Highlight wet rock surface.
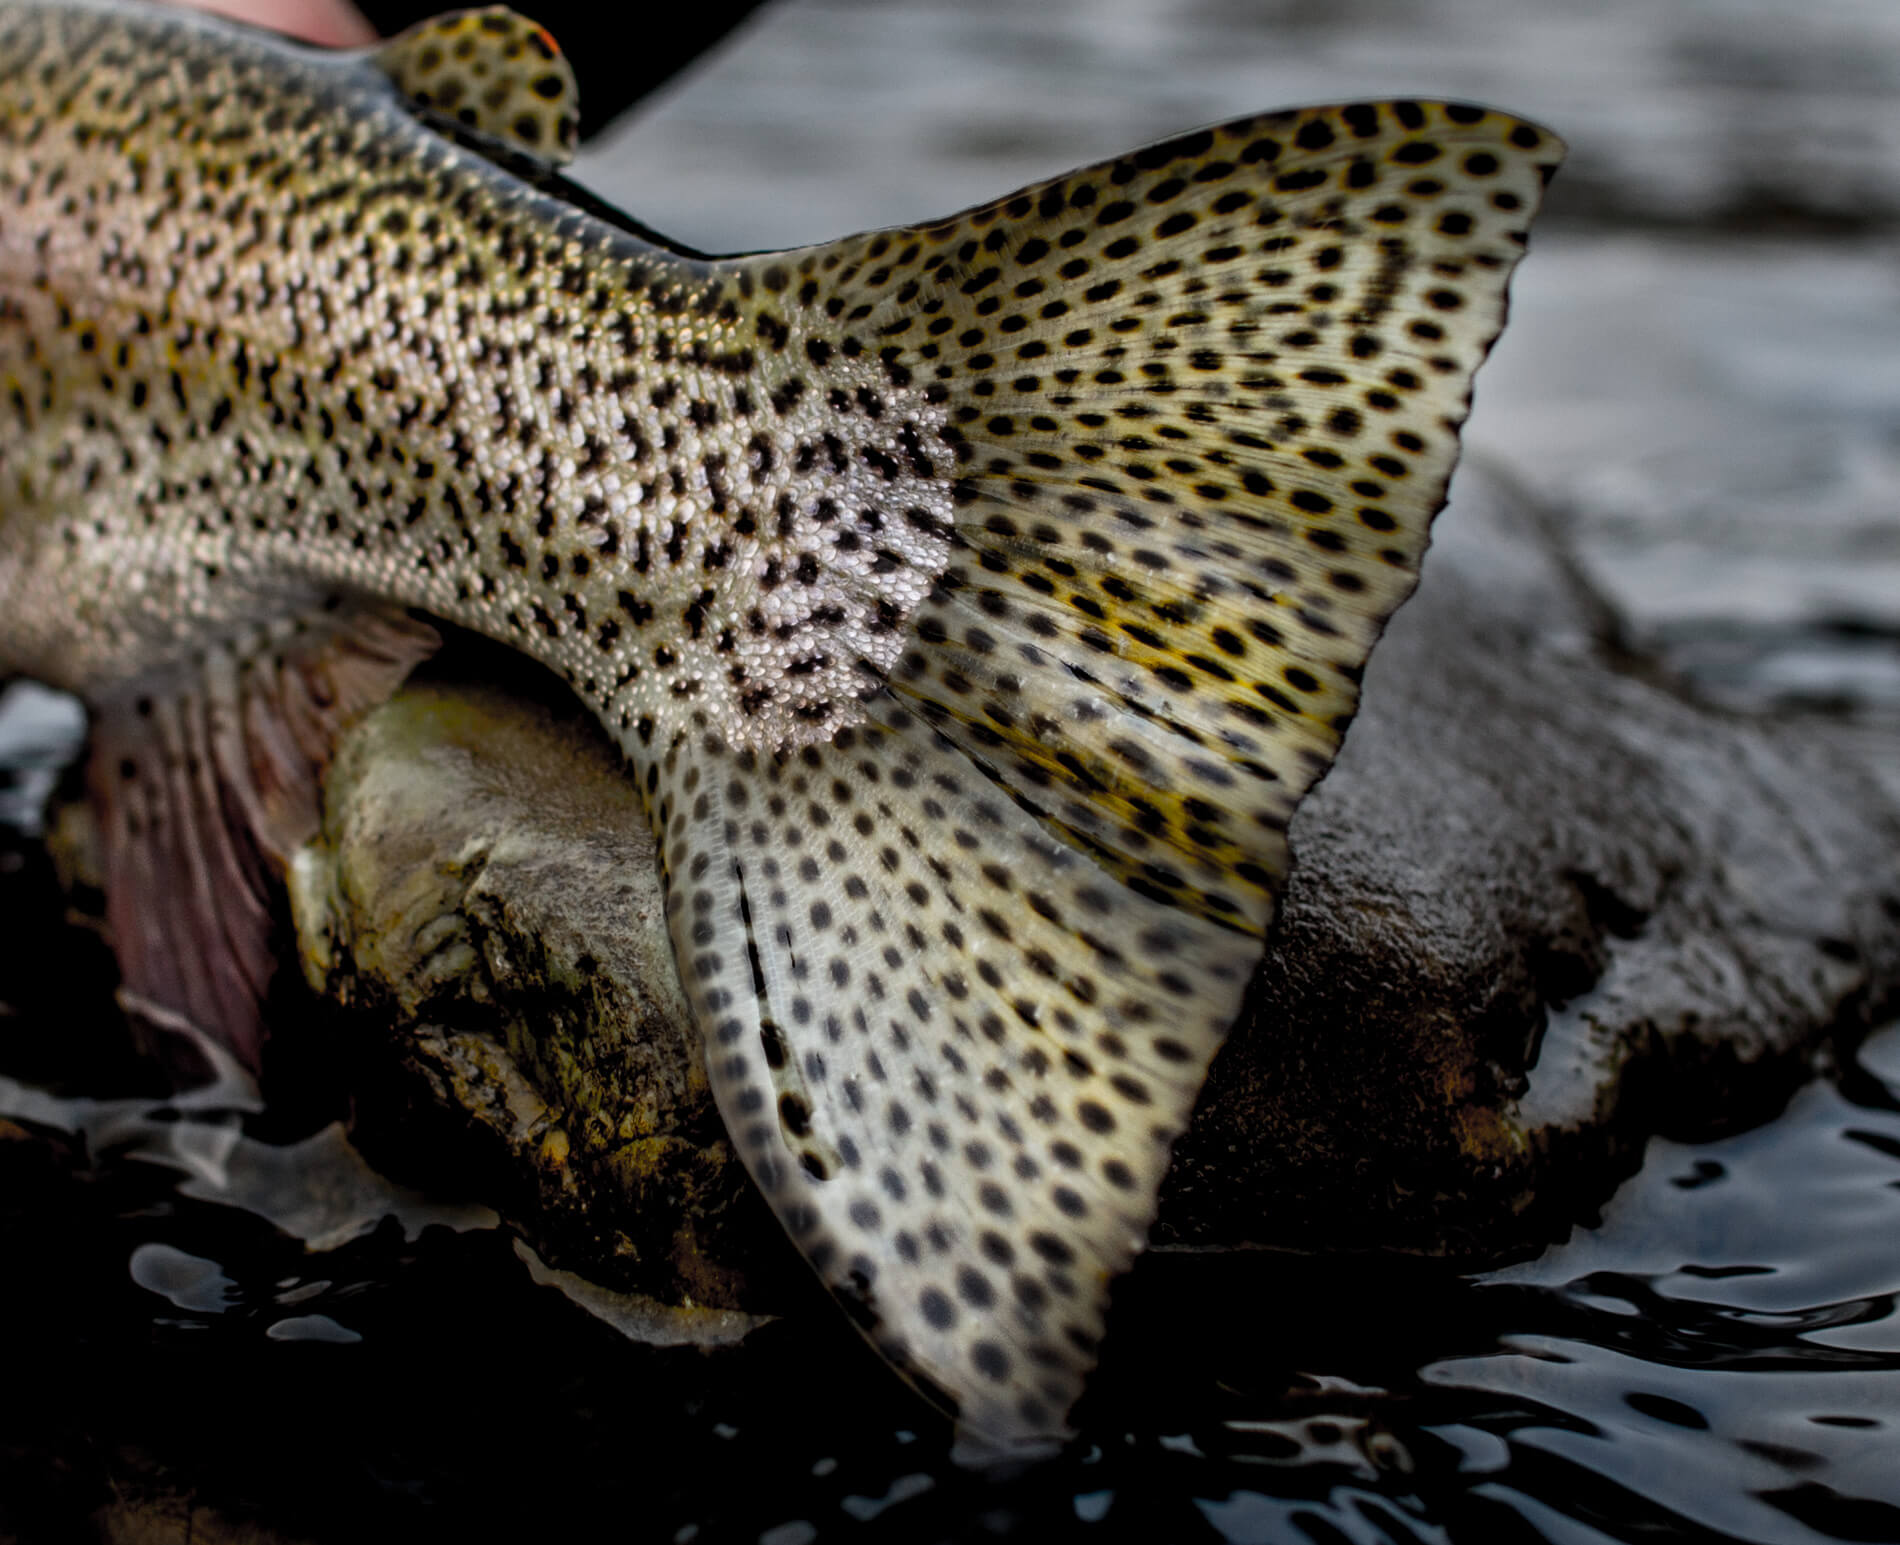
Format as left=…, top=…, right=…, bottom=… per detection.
left=6, top=0, right=1898, bottom=1308
left=284, top=464, right=1900, bottom=1287
left=1161, top=468, right=1900, bottom=1255
left=284, top=663, right=800, bottom=1308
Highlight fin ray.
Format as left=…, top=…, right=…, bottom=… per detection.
left=87, top=605, right=438, bottom=1072
left=655, top=696, right=1253, bottom=1438
left=726, top=99, right=1562, bottom=937
left=663, top=99, right=1561, bottom=1441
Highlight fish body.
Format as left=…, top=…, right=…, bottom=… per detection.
left=0, top=0, right=1562, bottom=1443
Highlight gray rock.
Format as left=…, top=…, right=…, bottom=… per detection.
left=285, top=463, right=1900, bottom=1299
left=1160, top=466, right=1900, bottom=1256
left=285, top=675, right=793, bottom=1308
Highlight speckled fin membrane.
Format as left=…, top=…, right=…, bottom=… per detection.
left=371, top=7, right=579, bottom=165
left=656, top=102, right=1563, bottom=1443
left=85, top=608, right=438, bottom=1073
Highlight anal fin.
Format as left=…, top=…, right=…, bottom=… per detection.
left=86, top=606, right=438, bottom=1074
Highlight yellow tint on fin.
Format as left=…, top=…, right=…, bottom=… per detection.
left=373, top=7, right=579, bottom=164
left=664, top=101, right=1565, bottom=1445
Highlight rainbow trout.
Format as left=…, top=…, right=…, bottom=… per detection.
left=0, top=0, right=1562, bottom=1442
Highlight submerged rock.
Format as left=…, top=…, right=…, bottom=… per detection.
left=281, top=462, right=1900, bottom=1302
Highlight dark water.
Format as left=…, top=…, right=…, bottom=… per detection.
left=3, top=988, right=1898, bottom=1541
left=3, top=682, right=1898, bottom=1543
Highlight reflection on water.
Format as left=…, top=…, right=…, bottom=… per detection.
left=1422, top=1058, right=1900, bottom=1545
left=7, top=671, right=1897, bottom=1542
left=2, top=964, right=1897, bottom=1540
left=0, top=681, right=84, bottom=835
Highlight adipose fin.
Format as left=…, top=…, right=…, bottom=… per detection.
left=371, top=6, right=580, bottom=166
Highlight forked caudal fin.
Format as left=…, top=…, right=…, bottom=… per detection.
left=652, top=102, right=1564, bottom=1441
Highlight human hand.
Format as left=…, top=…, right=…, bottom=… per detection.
left=165, top=0, right=377, bottom=47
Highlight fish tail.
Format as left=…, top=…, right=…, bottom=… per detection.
left=654, top=101, right=1563, bottom=1441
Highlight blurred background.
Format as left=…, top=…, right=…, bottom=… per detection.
left=572, top=0, right=1900, bottom=726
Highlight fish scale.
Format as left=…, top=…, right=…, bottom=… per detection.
left=0, top=0, right=1563, bottom=1444
left=0, top=4, right=946, bottom=748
